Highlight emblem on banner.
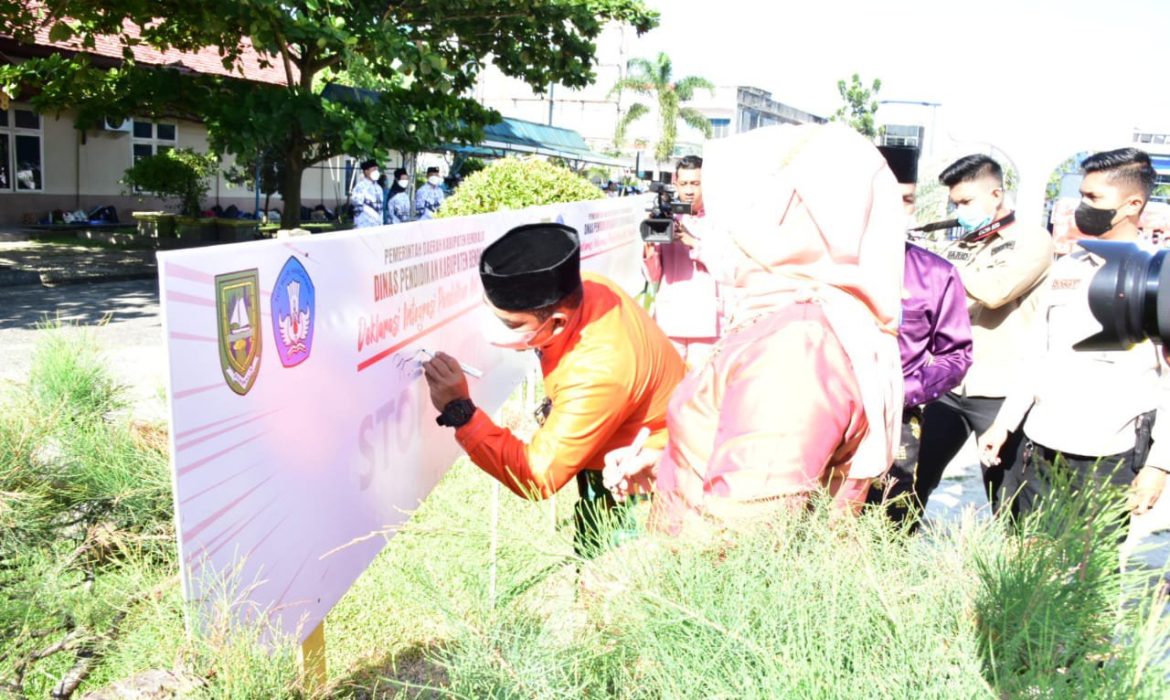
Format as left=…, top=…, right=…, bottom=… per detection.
left=271, top=256, right=315, bottom=368
left=215, top=269, right=262, bottom=395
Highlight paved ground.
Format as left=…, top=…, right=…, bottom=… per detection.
left=0, top=279, right=168, bottom=423
left=0, top=239, right=156, bottom=285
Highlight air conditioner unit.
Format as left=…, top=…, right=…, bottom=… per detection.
left=103, top=117, right=132, bottom=133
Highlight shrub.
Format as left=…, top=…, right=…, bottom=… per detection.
left=121, top=148, right=218, bottom=217
left=437, top=157, right=603, bottom=218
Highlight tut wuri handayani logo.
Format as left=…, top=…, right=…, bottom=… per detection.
left=271, top=256, right=315, bottom=368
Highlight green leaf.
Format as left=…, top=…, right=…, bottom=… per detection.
left=47, top=22, right=74, bottom=44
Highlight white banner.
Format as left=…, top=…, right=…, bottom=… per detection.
left=159, top=197, right=646, bottom=641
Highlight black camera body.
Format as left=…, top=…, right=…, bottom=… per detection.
left=1076, top=240, right=1170, bottom=350
left=639, top=182, right=692, bottom=244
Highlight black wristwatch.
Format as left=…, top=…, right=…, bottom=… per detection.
left=436, top=398, right=476, bottom=428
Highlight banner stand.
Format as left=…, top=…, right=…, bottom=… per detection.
left=158, top=197, right=646, bottom=660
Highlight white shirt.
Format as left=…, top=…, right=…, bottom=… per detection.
left=995, top=245, right=1170, bottom=467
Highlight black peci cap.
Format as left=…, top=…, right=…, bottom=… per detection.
left=480, top=223, right=582, bottom=311
left=877, top=145, right=920, bottom=185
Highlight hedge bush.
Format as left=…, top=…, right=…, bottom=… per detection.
left=437, top=157, right=603, bottom=218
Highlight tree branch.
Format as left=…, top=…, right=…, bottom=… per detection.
left=268, top=24, right=297, bottom=88
left=50, top=646, right=96, bottom=700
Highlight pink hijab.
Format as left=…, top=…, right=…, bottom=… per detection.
left=692, top=123, right=905, bottom=477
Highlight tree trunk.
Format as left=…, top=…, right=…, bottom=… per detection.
left=280, top=158, right=304, bottom=227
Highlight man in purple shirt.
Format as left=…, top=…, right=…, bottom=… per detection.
left=867, top=145, right=974, bottom=528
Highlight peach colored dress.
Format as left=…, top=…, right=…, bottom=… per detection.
left=650, top=123, right=906, bottom=534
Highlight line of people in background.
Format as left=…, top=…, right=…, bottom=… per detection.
left=420, top=122, right=1169, bottom=553
left=351, top=160, right=448, bottom=228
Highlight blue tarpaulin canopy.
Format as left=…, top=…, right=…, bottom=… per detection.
left=446, top=117, right=630, bottom=168
left=321, top=84, right=629, bottom=168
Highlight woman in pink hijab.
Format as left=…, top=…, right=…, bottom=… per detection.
left=605, top=123, right=906, bottom=536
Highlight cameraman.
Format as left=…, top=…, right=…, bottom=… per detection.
left=978, top=148, right=1170, bottom=518
left=642, top=155, right=722, bottom=367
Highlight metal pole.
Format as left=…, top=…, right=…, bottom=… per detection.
left=548, top=83, right=555, bottom=126
left=254, top=151, right=261, bottom=220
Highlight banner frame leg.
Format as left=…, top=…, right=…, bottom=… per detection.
left=300, top=620, right=327, bottom=689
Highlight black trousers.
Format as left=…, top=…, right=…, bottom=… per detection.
left=1011, top=442, right=1138, bottom=520
left=905, top=392, right=1025, bottom=527
left=866, top=406, right=923, bottom=523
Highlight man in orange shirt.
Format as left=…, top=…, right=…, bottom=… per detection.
left=423, top=223, right=686, bottom=553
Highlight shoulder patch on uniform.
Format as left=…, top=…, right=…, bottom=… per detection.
left=990, top=240, right=1016, bottom=255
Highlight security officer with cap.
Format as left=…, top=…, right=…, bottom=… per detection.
left=422, top=223, right=686, bottom=553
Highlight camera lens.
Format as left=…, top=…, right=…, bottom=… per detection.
left=1075, top=240, right=1170, bottom=350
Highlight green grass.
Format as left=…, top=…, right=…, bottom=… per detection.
left=0, top=324, right=302, bottom=699
left=4, top=327, right=1170, bottom=699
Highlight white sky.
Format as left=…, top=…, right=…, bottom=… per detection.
left=625, top=0, right=1170, bottom=154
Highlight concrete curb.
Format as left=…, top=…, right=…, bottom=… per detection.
left=0, top=266, right=157, bottom=289
left=0, top=268, right=43, bottom=287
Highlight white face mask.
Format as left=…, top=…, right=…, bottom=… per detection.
left=368, top=170, right=380, bottom=181
left=482, top=310, right=555, bottom=351
left=428, top=176, right=441, bottom=186
left=397, top=179, right=409, bottom=188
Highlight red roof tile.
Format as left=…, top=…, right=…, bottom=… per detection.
left=29, top=19, right=291, bottom=86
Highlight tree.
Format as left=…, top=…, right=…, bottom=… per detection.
left=831, top=73, right=882, bottom=139
left=1045, top=156, right=1080, bottom=203
left=0, top=1, right=658, bottom=225
left=610, top=52, right=714, bottom=163
left=121, top=148, right=218, bottom=216
left=223, top=150, right=284, bottom=219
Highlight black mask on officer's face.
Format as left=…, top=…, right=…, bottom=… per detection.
left=1074, top=202, right=1118, bottom=237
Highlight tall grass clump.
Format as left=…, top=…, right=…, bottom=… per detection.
left=388, top=485, right=1170, bottom=699
left=26, top=321, right=123, bottom=420
left=970, top=467, right=1170, bottom=697
left=1, top=326, right=301, bottom=698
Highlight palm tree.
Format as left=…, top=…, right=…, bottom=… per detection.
left=610, top=52, right=715, bottom=164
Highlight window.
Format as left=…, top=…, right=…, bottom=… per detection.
left=132, top=120, right=178, bottom=162
left=0, top=106, right=43, bottom=191
left=710, top=118, right=731, bottom=139
left=882, top=124, right=922, bottom=148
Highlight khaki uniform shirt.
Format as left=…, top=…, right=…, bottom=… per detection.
left=995, top=247, right=1170, bottom=468
left=936, top=217, right=1053, bottom=398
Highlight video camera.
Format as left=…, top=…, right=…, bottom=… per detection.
left=639, top=182, right=692, bottom=244
left=1075, top=240, right=1170, bottom=350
